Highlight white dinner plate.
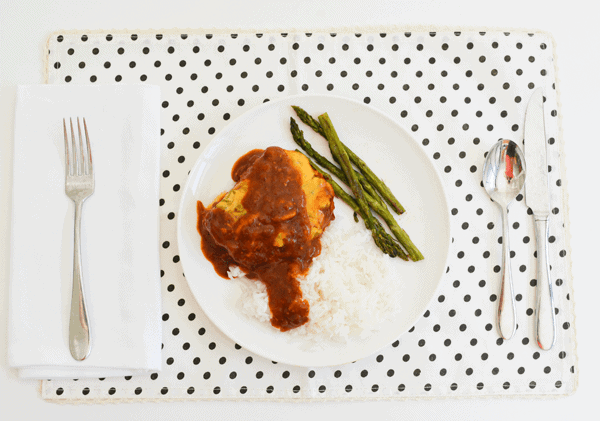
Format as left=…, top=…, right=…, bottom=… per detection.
left=177, top=94, right=451, bottom=367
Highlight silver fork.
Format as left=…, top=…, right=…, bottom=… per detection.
left=63, top=117, right=94, bottom=361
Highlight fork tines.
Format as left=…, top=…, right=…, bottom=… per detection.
left=63, top=117, right=93, bottom=177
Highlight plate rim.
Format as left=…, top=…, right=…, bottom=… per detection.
left=176, top=93, right=452, bottom=367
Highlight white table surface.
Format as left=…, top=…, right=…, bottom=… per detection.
left=1, top=0, right=597, bottom=419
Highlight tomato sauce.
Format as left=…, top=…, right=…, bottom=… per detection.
left=196, top=147, right=334, bottom=331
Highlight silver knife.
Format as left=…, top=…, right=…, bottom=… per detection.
left=524, top=88, right=556, bottom=350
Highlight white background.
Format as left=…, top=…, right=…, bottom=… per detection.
left=1, top=0, right=598, bottom=419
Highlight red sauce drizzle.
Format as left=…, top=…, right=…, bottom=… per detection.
left=196, top=147, right=334, bottom=331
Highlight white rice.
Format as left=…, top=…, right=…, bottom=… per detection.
left=228, top=200, right=401, bottom=344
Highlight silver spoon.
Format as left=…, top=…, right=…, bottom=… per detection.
left=482, top=139, right=526, bottom=340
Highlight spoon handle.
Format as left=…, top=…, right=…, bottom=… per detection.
left=498, top=206, right=517, bottom=340
left=534, top=217, right=556, bottom=350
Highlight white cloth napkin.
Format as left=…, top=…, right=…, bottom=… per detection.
left=8, top=84, right=162, bottom=379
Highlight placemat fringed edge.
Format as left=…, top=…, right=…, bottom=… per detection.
left=45, top=24, right=555, bottom=83
left=40, top=24, right=580, bottom=402
left=42, top=390, right=573, bottom=405
left=546, top=29, right=580, bottom=396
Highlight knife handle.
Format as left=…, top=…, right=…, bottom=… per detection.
left=534, top=217, right=556, bottom=350
left=498, top=206, right=517, bottom=340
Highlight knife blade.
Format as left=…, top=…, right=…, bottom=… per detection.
left=524, top=88, right=556, bottom=350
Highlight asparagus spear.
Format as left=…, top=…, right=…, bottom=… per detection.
left=318, top=113, right=374, bottom=230
left=367, top=189, right=424, bottom=261
left=290, top=117, right=384, bottom=207
left=303, top=152, right=407, bottom=260
left=317, top=112, right=408, bottom=259
left=292, top=105, right=326, bottom=137
left=291, top=117, right=423, bottom=261
left=292, top=105, right=405, bottom=214
left=346, top=144, right=406, bottom=214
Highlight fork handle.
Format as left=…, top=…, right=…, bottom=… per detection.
left=69, top=200, right=91, bottom=361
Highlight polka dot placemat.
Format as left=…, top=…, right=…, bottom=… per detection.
left=41, top=28, right=577, bottom=401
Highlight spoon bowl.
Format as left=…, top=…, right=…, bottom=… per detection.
left=483, top=139, right=526, bottom=206
left=482, top=139, right=526, bottom=340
